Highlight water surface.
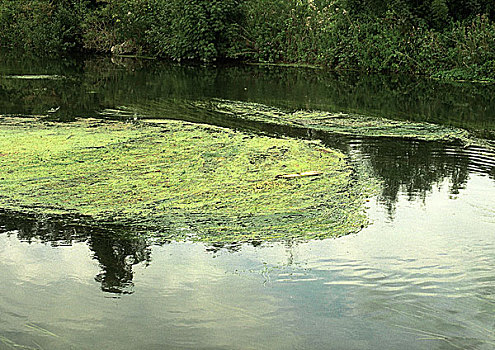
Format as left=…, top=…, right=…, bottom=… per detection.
left=0, top=53, right=494, bottom=350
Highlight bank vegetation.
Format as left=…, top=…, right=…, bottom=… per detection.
left=1, top=0, right=494, bottom=80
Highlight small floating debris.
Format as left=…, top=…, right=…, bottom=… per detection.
left=98, top=106, right=141, bottom=120
left=276, top=171, right=322, bottom=179
left=48, top=106, right=60, bottom=113
left=3, top=74, right=65, bottom=80
left=25, top=322, right=60, bottom=338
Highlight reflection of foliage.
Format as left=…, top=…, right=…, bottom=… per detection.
left=0, top=210, right=151, bottom=294
left=357, top=139, right=473, bottom=216
left=90, top=233, right=150, bottom=294
left=1, top=54, right=494, bottom=138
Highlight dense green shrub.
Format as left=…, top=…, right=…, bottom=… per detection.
left=434, top=15, right=495, bottom=79
left=0, top=0, right=87, bottom=54
left=81, top=0, right=168, bottom=54
left=80, top=1, right=118, bottom=52
left=242, top=0, right=313, bottom=62
left=164, top=0, right=243, bottom=61
left=81, top=0, right=243, bottom=62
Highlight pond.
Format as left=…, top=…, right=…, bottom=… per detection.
left=0, top=53, right=494, bottom=350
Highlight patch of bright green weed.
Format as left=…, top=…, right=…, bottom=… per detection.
left=0, top=117, right=376, bottom=243
left=196, top=99, right=484, bottom=145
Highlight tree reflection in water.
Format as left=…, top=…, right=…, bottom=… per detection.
left=360, top=140, right=494, bottom=217
left=0, top=212, right=151, bottom=294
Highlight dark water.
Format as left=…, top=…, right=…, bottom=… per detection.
left=0, top=53, right=494, bottom=349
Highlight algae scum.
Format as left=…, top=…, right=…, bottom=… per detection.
left=0, top=117, right=375, bottom=243
left=195, top=99, right=486, bottom=145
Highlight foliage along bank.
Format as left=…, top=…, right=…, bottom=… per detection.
left=0, top=0, right=494, bottom=80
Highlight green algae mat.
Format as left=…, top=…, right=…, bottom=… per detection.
left=195, top=99, right=482, bottom=145
left=0, top=117, right=375, bottom=243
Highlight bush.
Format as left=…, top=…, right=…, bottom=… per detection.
left=0, top=0, right=88, bottom=54
left=164, top=0, right=243, bottom=62
left=81, top=0, right=242, bottom=62
left=445, top=15, right=495, bottom=75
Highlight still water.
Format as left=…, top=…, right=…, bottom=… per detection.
left=0, top=53, right=494, bottom=349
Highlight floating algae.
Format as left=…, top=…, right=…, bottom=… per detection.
left=195, top=99, right=484, bottom=145
left=0, top=118, right=376, bottom=243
